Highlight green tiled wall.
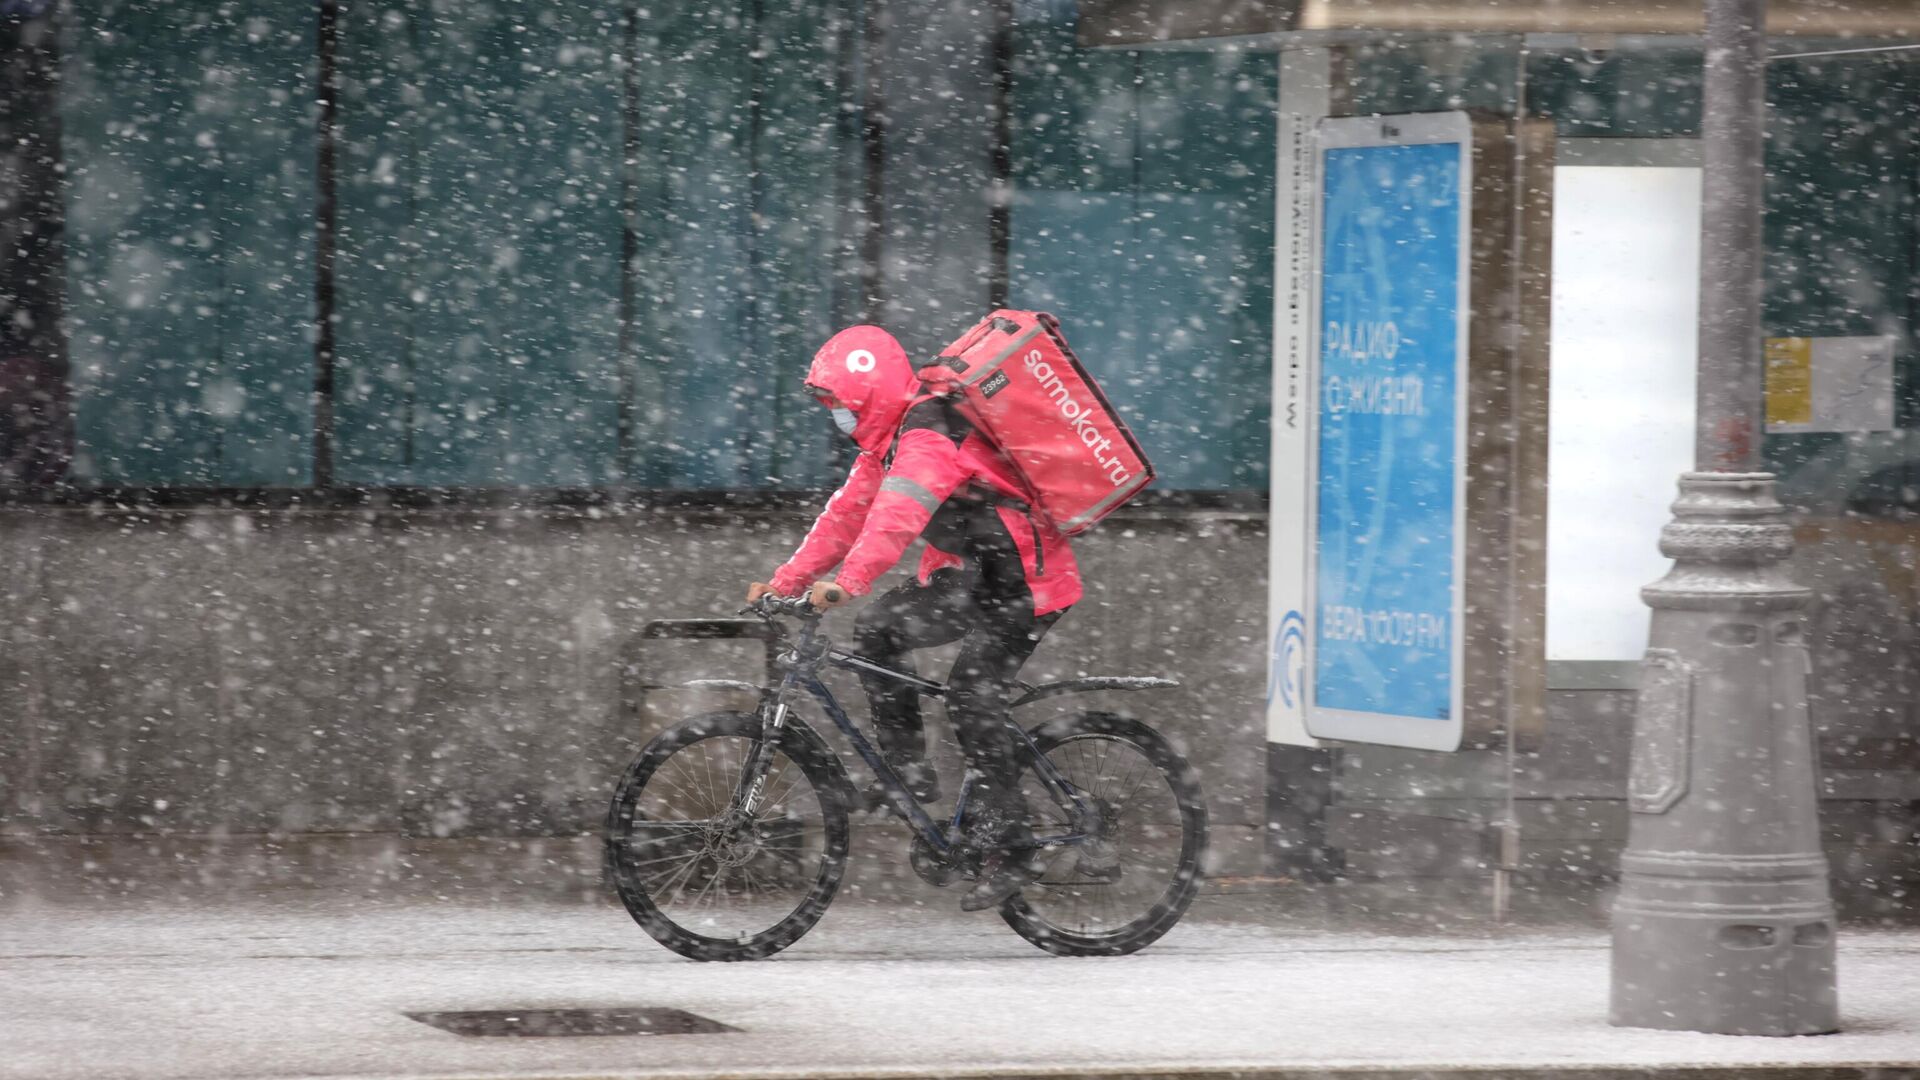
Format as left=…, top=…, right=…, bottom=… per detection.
left=1010, top=0, right=1277, bottom=490
left=332, top=0, right=626, bottom=487
left=52, top=5, right=1917, bottom=492
left=61, top=1, right=316, bottom=485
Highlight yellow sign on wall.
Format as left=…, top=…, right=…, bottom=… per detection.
left=1765, top=334, right=1895, bottom=433
left=1764, top=337, right=1812, bottom=427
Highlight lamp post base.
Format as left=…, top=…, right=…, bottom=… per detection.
left=1612, top=887, right=1836, bottom=1035
left=1608, top=472, right=1838, bottom=1036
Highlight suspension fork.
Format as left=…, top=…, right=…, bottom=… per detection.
left=731, top=624, right=810, bottom=816
left=735, top=691, right=792, bottom=817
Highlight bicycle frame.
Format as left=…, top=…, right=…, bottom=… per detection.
left=741, top=614, right=1093, bottom=856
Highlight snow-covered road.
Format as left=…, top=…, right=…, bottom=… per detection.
left=3, top=894, right=1918, bottom=1080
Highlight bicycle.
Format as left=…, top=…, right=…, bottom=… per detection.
left=605, top=593, right=1208, bottom=961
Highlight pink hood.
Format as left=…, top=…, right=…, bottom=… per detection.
left=805, top=326, right=919, bottom=455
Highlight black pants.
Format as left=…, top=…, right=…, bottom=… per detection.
left=853, top=567, right=1061, bottom=844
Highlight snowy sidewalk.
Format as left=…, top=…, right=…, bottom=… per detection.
left=3, top=894, right=1919, bottom=1080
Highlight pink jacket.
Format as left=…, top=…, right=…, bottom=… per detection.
left=769, top=326, right=1081, bottom=616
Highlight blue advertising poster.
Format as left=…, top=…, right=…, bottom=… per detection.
left=1313, top=139, right=1464, bottom=724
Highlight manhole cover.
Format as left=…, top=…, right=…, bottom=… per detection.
left=406, top=1008, right=737, bottom=1038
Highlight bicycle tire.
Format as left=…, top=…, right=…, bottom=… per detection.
left=999, top=710, right=1207, bottom=957
left=605, top=710, right=853, bottom=961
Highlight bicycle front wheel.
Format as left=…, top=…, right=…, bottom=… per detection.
left=605, top=711, right=852, bottom=961
left=1001, top=711, right=1207, bottom=956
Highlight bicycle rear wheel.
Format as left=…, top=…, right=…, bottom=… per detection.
left=605, top=711, right=852, bottom=961
left=1000, top=711, right=1207, bottom=956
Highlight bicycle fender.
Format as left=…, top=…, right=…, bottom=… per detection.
left=1008, top=676, right=1178, bottom=709
left=676, top=679, right=767, bottom=695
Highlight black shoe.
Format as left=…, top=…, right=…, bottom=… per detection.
left=961, top=845, right=1044, bottom=912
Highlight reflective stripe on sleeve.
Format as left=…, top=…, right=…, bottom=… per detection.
left=879, top=475, right=941, bottom=514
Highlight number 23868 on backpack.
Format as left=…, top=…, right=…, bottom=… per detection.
left=918, top=310, right=1155, bottom=536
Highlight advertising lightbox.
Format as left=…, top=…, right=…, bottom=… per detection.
left=1306, top=112, right=1472, bottom=751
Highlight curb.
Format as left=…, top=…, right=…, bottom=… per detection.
left=276, top=1064, right=1920, bottom=1080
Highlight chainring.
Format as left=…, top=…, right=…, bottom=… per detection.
left=908, top=833, right=965, bottom=887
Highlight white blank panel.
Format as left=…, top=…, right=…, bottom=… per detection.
left=1547, top=165, right=1702, bottom=662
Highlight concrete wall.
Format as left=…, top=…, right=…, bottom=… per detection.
left=1327, top=673, right=1920, bottom=920
left=0, top=505, right=1272, bottom=888
left=6, top=503, right=1915, bottom=913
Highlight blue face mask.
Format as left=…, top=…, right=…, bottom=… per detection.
left=831, top=406, right=858, bottom=438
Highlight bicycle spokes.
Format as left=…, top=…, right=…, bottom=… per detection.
left=1018, top=733, right=1188, bottom=935
left=616, top=734, right=827, bottom=927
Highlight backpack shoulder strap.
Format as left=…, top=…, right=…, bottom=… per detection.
left=885, top=393, right=972, bottom=470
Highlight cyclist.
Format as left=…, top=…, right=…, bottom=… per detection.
left=747, top=324, right=1080, bottom=912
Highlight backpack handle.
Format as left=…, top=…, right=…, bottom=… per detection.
left=929, top=312, right=1029, bottom=373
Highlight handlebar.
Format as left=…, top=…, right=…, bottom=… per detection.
left=740, top=594, right=824, bottom=620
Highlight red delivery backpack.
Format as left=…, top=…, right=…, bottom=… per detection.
left=918, top=310, right=1154, bottom=535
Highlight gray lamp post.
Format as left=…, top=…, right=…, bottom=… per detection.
left=1608, top=0, right=1839, bottom=1035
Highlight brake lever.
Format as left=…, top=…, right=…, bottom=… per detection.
left=739, top=595, right=821, bottom=619
left=739, top=599, right=781, bottom=620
